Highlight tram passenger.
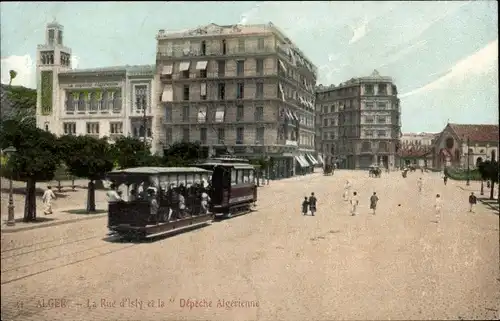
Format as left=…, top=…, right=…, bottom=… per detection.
left=106, top=183, right=122, bottom=203
left=148, top=188, right=159, bottom=223
left=201, top=187, right=211, bottom=214
left=178, top=192, right=187, bottom=218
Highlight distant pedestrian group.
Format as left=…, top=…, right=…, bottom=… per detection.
left=302, top=193, right=317, bottom=216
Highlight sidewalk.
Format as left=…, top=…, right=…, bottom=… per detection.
left=1, top=202, right=108, bottom=233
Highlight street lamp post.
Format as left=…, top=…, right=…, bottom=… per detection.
left=466, top=137, right=470, bottom=186
left=3, top=146, right=17, bottom=226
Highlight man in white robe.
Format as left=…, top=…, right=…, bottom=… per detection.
left=42, top=185, right=56, bottom=215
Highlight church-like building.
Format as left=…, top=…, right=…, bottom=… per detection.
left=35, top=21, right=161, bottom=153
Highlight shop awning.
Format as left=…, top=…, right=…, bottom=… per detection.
left=179, top=61, right=191, bottom=72
left=161, top=64, right=173, bottom=75
left=161, top=85, right=173, bottom=102
left=299, top=155, right=310, bottom=167
left=295, top=156, right=307, bottom=168
left=279, top=59, right=287, bottom=72
left=196, top=61, right=208, bottom=70
left=307, top=154, right=319, bottom=165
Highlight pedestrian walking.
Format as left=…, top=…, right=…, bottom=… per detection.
left=309, top=193, right=317, bottom=216
left=434, top=194, right=442, bottom=223
left=302, top=197, right=309, bottom=215
left=343, top=180, right=351, bottom=201
left=42, top=185, right=56, bottom=215
left=443, top=175, right=448, bottom=185
left=417, top=177, right=423, bottom=192
left=370, top=192, right=379, bottom=215
left=468, top=192, right=477, bottom=212
left=350, top=191, right=359, bottom=216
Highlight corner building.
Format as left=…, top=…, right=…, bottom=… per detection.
left=35, top=21, right=158, bottom=153
left=155, top=23, right=319, bottom=178
left=316, top=70, right=401, bottom=169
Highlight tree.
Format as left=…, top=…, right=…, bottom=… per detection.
left=59, top=135, right=114, bottom=212
left=111, top=136, right=153, bottom=169
left=0, top=84, right=36, bottom=127
left=478, top=160, right=499, bottom=200
left=163, top=141, right=207, bottom=166
left=0, top=120, right=60, bottom=221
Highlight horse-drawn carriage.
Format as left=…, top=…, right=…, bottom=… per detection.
left=369, top=165, right=381, bottom=178
left=323, top=164, right=334, bottom=176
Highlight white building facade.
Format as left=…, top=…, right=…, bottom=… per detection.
left=35, top=21, right=161, bottom=154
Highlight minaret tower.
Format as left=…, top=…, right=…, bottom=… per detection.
left=36, top=19, right=72, bottom=135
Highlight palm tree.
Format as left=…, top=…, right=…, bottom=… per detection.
left=8, top=70, right=17, bottom=85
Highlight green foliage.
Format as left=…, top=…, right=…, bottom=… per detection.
left=163, top=141, right=206, bottom=166
left=59, top=135, right=114, bottom=180
left=1, top=84, right=36, bottom=126
left=111, top=136, right=152, bottom=169
left=0, top=119, right=60, bottom=182
left=445, top=168, right=482, bottom=181
left=41, top=70, right=53, bottom=115
left=477, top=160, right=499, bottom=183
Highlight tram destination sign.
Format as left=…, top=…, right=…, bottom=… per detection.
left=60, top=82, right=121, bottom=89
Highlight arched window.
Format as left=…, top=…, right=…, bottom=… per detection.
left=454, top=149, right=460, bottom=162
left=89, top=92, right=97, bottom=112
left=445, top=137, right=454, bottom=149
left=78, top=92, right=85, bottom=111
left=113, top=91, right=122, bottom=112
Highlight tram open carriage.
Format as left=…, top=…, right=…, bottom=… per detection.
left=193, top=161, right=257, bottom=218
left=106, top=167, right=214, bottom=239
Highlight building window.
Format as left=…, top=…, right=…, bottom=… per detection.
left=200, top=68, right=207, bottom=79
left=377, top=116, right=386, bottom=123
left=197, top=106, right=207, bottom=123
left=236, top=83, right=244, bottom=99
left=221, top=39, right=227, bottom=55
left=256, top=127, right=264, bottom=144
left=378, top=84, right=387, bottom=95
left=365, top=85, right=374, bottom=95
left=362, top=141, right=371, bottom=152
left=110, top=122, right=123, bottom=134
left=365, top=102, right=374, bottom=109
left=183, top=85, right=190, bottom=101
left=365, top=116, right=374, bottom=123
left=182, top=68, right=190, bottom=79
left=379, top=141, right=388, bottom=152
left=377, top=102, right=387, bottom=109
left=217, top=128, right=225, bottom=144
left=215, top=107, right=225, bottom=123
left=48, top=29, right=55, bottom=44
left=236, top=104, right=244, bottom=121
left=378, top=130, right=386, bottom=137
left=183, top=105, right=189, bottom=122
left=236, top=127, right=244, bottom=144
left=218, top=60, right=225, bottom=77
left=200, top=128, right=207, bottom=144
left=200, top=83, right=207, bottom=100
left=256, top=59, right=263, bottom=75
left=330, top=132, right=335, bottom=139
left=237, top=60, right=245, bottom=77
left=113, top=91, right=122, bottom=113
left=365, top=130, right=373, bottom=137
left=218, top=83, right=225, bottom=100
left=255, top=106, right=263, bottom=121
left=201, top=40, right=206, bottom=56
left=63, top=122, right=76, bottom=135
left=257, top=38, right=265, bottom=50
left=256, top=82, right=263, bottom=99
left=238, top=38, right=245, bottom=52
left=135, top=85, right=147, bottom=112
left=182, top=128, right=190, bottom=142
left=165, top=127, right=172, bottom=144
left=323, top=118, right=328, bottom=126
left=86, top=122, right=99, bottom=135
left=165, top=106, right=172, bottom=122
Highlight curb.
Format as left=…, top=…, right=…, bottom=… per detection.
left=1, top=213, right=107, bottom=233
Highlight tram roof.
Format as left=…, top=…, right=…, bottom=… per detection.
left=108, top=167, right=212, bottom=175
left=194, top=162, right=256, bottom=170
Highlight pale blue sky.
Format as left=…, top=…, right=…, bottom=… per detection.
left=1, top=1, right=498, bottom=132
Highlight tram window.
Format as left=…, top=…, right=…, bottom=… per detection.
left=186, top=174, right=194, bottom=186
left=242, top=170, right=249, bottom=183
left=237, top=170, right=244, bottom=184
left=249, top=170, right=254, bottom=183
left=231, top=170, right=237, bottom=185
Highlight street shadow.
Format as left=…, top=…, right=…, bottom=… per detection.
left=64, top=209, right=107, bottom=215
left=478, top=198, right=499, bottom=215
left=5, top=216, right=57, bottom=224
left=0, top=187, right=69, bottom=199
left=102, top=223, right=210, bottom=244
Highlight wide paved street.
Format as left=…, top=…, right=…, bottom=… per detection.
left=1, top=170, right=499, bottom=321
